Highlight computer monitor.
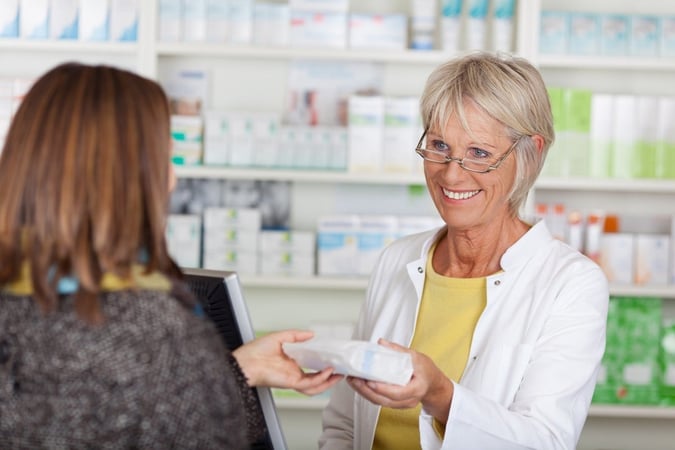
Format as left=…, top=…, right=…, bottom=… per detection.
left=181, top=268, right=288, bottom=450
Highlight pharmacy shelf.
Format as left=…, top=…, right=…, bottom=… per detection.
left=156, top=42, right=457, bottom=65
left=174, top=165, right=425, bottom=185
left=275, top=396, right=675, bottom=419
left=535, top=177, right=675, bottom=194
left=237, top=275, right=675, bottom=298
left=0, top=38, right=138, bottom=54
left=538, top=55, right=675, bottom=72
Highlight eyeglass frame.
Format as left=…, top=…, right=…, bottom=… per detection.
left=415, top=128, right=521, bottom=174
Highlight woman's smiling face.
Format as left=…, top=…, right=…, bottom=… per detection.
left=422, top=99, right=517, bottom=233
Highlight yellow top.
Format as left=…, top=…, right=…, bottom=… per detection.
left=372, top=249, right=487, bottom=450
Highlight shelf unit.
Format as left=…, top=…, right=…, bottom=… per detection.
left=3, top=0, right=675, bottom=448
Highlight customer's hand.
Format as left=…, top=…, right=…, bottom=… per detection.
left=233, top=330, right=343, bottom=395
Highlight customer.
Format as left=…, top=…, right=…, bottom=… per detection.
left=320, top=52, right=609, bottom=450
left=0, top=62, right=341, bottom=449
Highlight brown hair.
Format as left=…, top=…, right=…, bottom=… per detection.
left=420, top=51, right=555, bottom=216
left=0, top=63, right=184, bottom=323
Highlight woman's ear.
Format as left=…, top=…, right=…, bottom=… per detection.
left=168, top=161, right=176, bottom=193
left=531, top=134, right=545, bottom=154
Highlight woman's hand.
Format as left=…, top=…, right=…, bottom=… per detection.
left=346, top=339, right=454, bottom=424
left=232, top=330, right=343, bottom=395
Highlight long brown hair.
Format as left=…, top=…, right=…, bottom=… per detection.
left=0, top=63, right=184, bottom=323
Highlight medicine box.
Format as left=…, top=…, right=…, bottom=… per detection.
left=317, top=215, right=359, bottom=276
left=0, top=0, right=19, bottom=37
left=634, top=234, right=670, bottom=285
left=539, top=10, right=569, bottom=55
left=110, top=0, right=138, bottom=41
left=259, top=251, right=315, bottom=276
left=203, top=228, right=259, bottom=252
left=20, top=0, right=48, bottom=39
left=599, top=233, right=634, bottom=284
left=289, top=11, right=347, bottom=48
left=259, top=230, right=316, bottom=254
left=158, top=0, right=182, bottom=41
left=600, top=14, right=629, bottom=56
left=347, top=95, right=384, bottom=173
left=568, top=12, right=600, bottom=55
left=348, top=13, right=407, bottom=51
left=203, top=249, right=257, bottom=274
left=166, top=214, right=202, bottom=268
left=170, top=115, right=203, bottom=165
left=203, top=207, right=262, bottom=231
left=49, top=0, right=79, bottom=39
left=630, top=15, right=660, bottom=57
left=79, top=0, right=109, bottom=41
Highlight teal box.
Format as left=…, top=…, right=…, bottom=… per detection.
left=630, top=15, right=660, bottom=57
left=568, top=12, right=600, bottom=55
left=601, top=14, right=629, bottom=56
left=539, top=11, right=569, bottom=55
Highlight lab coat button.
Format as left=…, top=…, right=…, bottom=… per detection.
left=418, top=267, right=423, bottom=273
left=494, top=280, right=501, bottom=286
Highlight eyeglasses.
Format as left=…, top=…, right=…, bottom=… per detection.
left=415, top=129, right=520, bottom=174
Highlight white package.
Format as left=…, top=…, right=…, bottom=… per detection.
left=282, top=338, right=413, bottom=386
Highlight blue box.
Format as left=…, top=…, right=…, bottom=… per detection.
left=539, top=10, right=569, bottom=55
left=568, top=12, right=600, bottom=55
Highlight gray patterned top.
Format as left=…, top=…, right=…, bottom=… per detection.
left=0, top=288, right=263, bottom=449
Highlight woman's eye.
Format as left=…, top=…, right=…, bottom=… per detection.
left=431, top=140, right=449, bottom=152
left=467, top=147, right=492, bottom=160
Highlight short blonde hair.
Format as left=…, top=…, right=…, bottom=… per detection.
left=420, top=52, right=555, bottom=216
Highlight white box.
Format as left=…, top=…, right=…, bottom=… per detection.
left=328, top=127, right=348, bottom=170
left=347, top=95, right=384, bottom=173
left=203, top=110, right=230, bottom=165
left=49, top=0, right=78, bottom=39
left=356, top=215, right=398, bottom=276
left=465, top=0, right=488, bottom=50
left=203, top=249, right=257, bottom=274
left=440, top=0, right=461, bottom=52
left=79, top=0, right=109, bottom=41
left=228, top=0, right=253, bottom=44
left=539, top=10, right=569, bottom=55
left=492, top=0, right=516, bottom=52
left=289, top=0, right=348, bottom=13
left=110, top=0, right=137, bottom=41
left=599, top=233, right=634, bottom=284
left=170, top=115, right=203, bottom=165
left=205, top=0, right=229, bottom=42
left=251, top=113, right=281, bottom=168
left=259, top=251, right=315, bottom=276
left=568, top=12, right=600, bottom=55
left=203, top=207, right=262, bottom=230
left=158, top=0, right=181, bottom=41
left=382, top=96, right=420, bottom=173
left=203, top=228, right=259, bottom=252
left=20, top=0, right=49, bottom=39
left=397, top=215, right=442, bottom=238
left=600, top=14, right=629, bottom=56
left=630, top=15, right=660, bottom=57
left=259, top=230, right=316, bottom=254
left=289, top=11, right=347, bottom=48
left=183, top=0, right=207, bottom=41
left=166, top=214, right=202, bottom=268
left=661, top=17, right=675, bottom=58
left=317, top=215, right=360, bottom=276
left=227, top=114, right=254, bottom=167
left=0, top=0, right=19, bottom=37
left=348, top=13, right=407, bottom=51
left=635, top=234, right=670, bottom=285
left=253, top=2, right=289, bottom=47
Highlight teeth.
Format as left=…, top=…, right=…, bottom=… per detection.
left=442, top=189, right=480, bottom=200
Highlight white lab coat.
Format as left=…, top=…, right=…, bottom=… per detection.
left=319, top=220, right=609, bottom=450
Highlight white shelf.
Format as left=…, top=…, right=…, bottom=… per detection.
left=0, top=38, right=138, bottom=53
left=538, top=55, right=675, bottom=72
left=535, top=177, right=675, bottom=194
left=274, top=396, right=675, bottom=419
left=157, top=43, right=458, bottom=64
left=174, top=165, right=425, bottom=185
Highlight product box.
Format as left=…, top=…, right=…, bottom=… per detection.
left=166, top=214, right=202, bottom=268
left=465, top=0, right=488, bottom=50
left=202, top=110, right=230, bottom=165
left=492, top=0, right=516, bottom=52
left=204, top=0, right=229, bottom=42
left=228, top=0, right=254, bottom=44
left=348, top=13, right=407, bottom=51
left=20, top=0, right=49, bottom=39
left=253, top=2, right=290, bottom=47
left=600, top=14, right=629, bottom=56
left=410, top=0, right=436, bottom=50
left=203, top=228, right=259, bottom=252
left=656, top=98, right=675, bottom=180
left=202, top=249, right=257, bottom=274
left=635, top=95, right=660, bottom=178
left=79, top=0, right=109, bottom=41
left=630, top=15, right=660, bottom=57
left=259, top=251, right=315, bottom=276
left=568, top=12, right=600, bottom=55
left=661, top=16, right=675, bottom=58
left=382, top=96, right=421, bottom=173
left=328, top=126, right=348, bottom=171
left=183, top=0, right=207, bottom=41
left=440, top=0, right=462, bottom=52
left=251, top=113, right=281, bottom=168
left=307, top=126, right=332, bottom=169
left=539, top=10, right=569, bottom=55
left=634, top=234, right=670, bottom=285
left=397, top=215, right=442, bottom=238
left=170, top=115, right=203, bottom=165
left=589, top=93, right=614, bottom=178
left=289, top=11, right=347, bottom=48
left=288, top=0, right=348, bottom=13
left=203, top=207, right=262, bottom=231
left=110, top=0, right=138, bottom=41
left=599, top=233, right=634, bottom=284
left=259, top=230, right=316, bottom=254
left=610, top=95, right=638, bottom=179
left=347, top=95, right=384, bottom=173
left=0, top=0, right=19, bottom=38
left=356, top=215, right=398, bottom=276
left=158, top=0, right=182, bottom=41
left=49, top=0, right=79, bottom=39
left=317, top=215, right=360, bottom=276
left=227, top=114, right=254, bottom=167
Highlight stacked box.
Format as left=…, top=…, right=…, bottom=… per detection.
left=171, top=115, right=203, bottom=165
left=202, top=207, right=261, bottom=274
left=356, top=215, right=398, bottom=276
left=258, top=230, right=316, bottom=276
left=166, top=214, right=202, bottom=269
left=317, top=215, right=359, bottom=276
